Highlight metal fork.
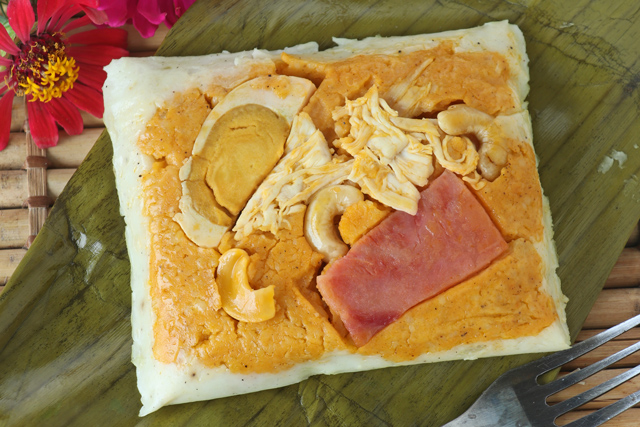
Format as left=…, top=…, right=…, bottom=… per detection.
left=443, top=313, right=640, bottom=427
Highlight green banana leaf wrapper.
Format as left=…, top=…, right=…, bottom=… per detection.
left=1, top=0, right=639, bottom=425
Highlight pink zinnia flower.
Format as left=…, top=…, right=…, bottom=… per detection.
left=0, top=0, right=129, bottom=150
left=76, top=0, right=196, bottom=38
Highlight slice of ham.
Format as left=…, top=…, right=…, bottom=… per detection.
left=316, top=171, right=508, bottom=346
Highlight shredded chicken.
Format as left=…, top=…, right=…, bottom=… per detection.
left=233, top=113, right=352, bottom=239
left=236, top=84, right=499, bottom=239
left=333, top=85, right=434, bottom=215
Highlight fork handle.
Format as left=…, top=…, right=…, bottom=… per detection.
left=440, top=383, right=532, bottom=427
left=442, top=414, right=531, bottom=427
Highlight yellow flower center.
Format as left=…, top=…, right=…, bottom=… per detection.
left=9, top=32, right=79, bottom=103
left=21, top=56, right=79, bottom=103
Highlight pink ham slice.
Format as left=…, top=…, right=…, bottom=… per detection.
left=317, top=171, right=508, bottom=346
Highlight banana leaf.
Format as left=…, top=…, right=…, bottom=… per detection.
left=1, top=0, right=639, bottom=425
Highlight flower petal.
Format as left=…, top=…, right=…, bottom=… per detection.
left=27, top=100, right=59, bottom=148
left=0, top=21, right=19, bottom=55
left=0, top=57, right=13, bottom=67
left=7, top=0, right=35, bottom=43
left=138, top=0, right=167, bottom=26
left=132, top=11, right=160, bottom=39
left=67, top=28, right=128, bottom=49
left=78, top=7, right=109, bottom=26
left=63, top=82, right=103, bottom=118
left=44, top=96, right=84, bottom=135
left=37, top=0, right=66, bottom=34
left=73, top=0, right=100, bottom=7
left=94, top=1, right=131, bottom=28
left=75, top=63, right=107, bottom=91
left=0, top=91, right=15, bottom=151
left=50, top=4, right=83, bottom=33
left=67, top=45, right=129, bottom=66
left=161, top=0, right=179, bottom=27
left=61, top=15, right=93, bottom=33
left=174, top=0, right=197, bottom=15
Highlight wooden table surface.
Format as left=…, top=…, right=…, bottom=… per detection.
left=0, top=22, right=639, bottom=427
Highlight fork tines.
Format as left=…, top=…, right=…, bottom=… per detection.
left=521, top=313, right=640, bottom=426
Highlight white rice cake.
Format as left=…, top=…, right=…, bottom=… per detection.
left=104, top=20, right=569, bottom=416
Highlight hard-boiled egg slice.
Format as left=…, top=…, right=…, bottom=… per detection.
left=175, top=75, right=316, bottom=247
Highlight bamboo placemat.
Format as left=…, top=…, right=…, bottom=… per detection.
left=0, top=24, right=167, bottom=291
left=556, top=226, right=640, bottom=425
left=0, top=20, right=639, bottom=425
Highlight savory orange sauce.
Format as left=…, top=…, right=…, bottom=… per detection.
left=339, top=199, right=391, bottom=246
left=476, top=138, right=544, bottom=242
left=207, top=213, right=347, bottom=372
left=280, top=43, right=516, bottom=142
left=138, top=89, right=211, bottom=167
left=139, top=42, right=556, bottom=373
left=358, top=239, right=556, bottom=359
left=142, top=162, right=222, bottom=363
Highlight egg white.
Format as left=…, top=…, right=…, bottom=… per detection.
left=175, top=75, right=317, bottom=247
left=104, top=21, right=569, bottom=417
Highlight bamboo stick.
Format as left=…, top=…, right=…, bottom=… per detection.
left=3, top=128, right=102, bottom=171
left=603, top=248, right=640, bottom=288
left=628, top=224, right=639, bottom=247
left=0, top=209, right=29, bottom=249
left=47, top=169, right=76, bottom=199
left=130, top=51, right=157, bottom=58
left=576, top=328, right=640, bottom=342
left=0, top=132, right=26, bottom=170
left=25, top=120, right=49, bottom=247
left=548, top=368, right=640, bottom=409
left=48, top=129, right=103, bottom=169
left=79, top=111, right=104, bottom=128
left=556, top=408, right=640, bottom=426
left=9, top=96, right=23, bottom=132
left=561, top=336, right=640, bottom=371
left=125, top=24, right=168, bottom=52
left=0, top=169, right=75, bottom=208
left=0, top=248, right=26, bottom=286
left=0, top=170, right=27, bottom=208
left=583, top=289, right=640, bottom=329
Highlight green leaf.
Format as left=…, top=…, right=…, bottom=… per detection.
left=1, top=1, right=639, bottom=426
left=0, top=13, right=14, bottom=59
left=0, top=13, right=12, bottom=37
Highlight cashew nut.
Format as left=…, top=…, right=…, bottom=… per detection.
left=477, top=142, right=508, bottom=181
left=431, top=135, right=479, bottom=176
left=305, top=185, right=364, bottom=262
left=216, top=248, right=275, bottom=322
left=437, top=105, right=508, bottom=181
left=437, top=104, right=493, bottom=135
